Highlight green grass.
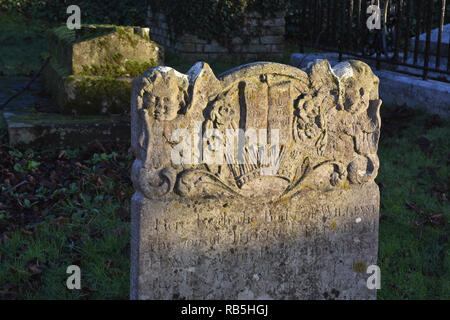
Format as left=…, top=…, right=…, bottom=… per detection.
left=0, top=113, right=132, bottom=299
left=1, top=207, right=130, bottom=299
left=1, top=141, right=126, bottom=300
left=376, top=106, right=449, bottom=299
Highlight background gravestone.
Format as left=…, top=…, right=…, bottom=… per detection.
left=44, top=25, right=163, bottom=115
left=3, top=25, right=164, bottom=148
left=130, top=60, right=382, bottom=299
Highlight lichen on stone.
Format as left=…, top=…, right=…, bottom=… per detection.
left=43, top=24, right=163, bottom=116
left=67, top=76, right=133, bottom=115
left=79, top=53, right=157, bottom=78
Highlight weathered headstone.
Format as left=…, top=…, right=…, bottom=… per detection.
left=130, top=60, right=382, bottom=299
left=44, top=25, right=163, bottom=115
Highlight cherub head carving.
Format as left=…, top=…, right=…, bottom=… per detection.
left=139, top=67, right=189, bottom=121
left=209, top=95, right=236, bottom=127
left=340, top=61, right=379, bottom=114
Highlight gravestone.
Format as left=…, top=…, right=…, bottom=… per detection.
left=130, top=60, right=382, bottom=299
left=44, top=25, right=163, bottom=115
left=3, top=25, right=164, bottom=148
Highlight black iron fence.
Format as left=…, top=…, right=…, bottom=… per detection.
left=290, top=0, right=450, bottom=82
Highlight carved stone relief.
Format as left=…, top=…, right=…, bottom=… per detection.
left=131, top=60, right=381, bottom=201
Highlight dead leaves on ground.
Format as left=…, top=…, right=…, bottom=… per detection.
left=0, top=140, right=133, bottom=238
left=405, top=201, right=446, bottom=240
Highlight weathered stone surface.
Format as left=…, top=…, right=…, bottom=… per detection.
left=44, top=25, right=163, bottom=115
left=130, top=60, right=382, bottom=299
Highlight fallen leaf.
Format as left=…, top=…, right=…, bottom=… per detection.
left=80, top=287, right=97, bottom=295
left=20, top=228, right=33, bottom=235
left=10, top=267, right=31, bottom=276
left=428, top=214, right=445, bottom=227
left=28, top=263, right=42, bottom=275
left=58, top=151, right=67, bottom=159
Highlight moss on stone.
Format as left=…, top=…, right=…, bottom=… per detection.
left=124, top=60, right=157, bottom=77
left=115, top=26, right=139, bottom=48
left=75, top=25, right=115, bottom=42
left=65, top=76, right=132, bottom=115
left=49, top=25, right=149, bottom=49
left=44, top=24, right=162, bottom=116
left=79, top=57, right=157, bottom=78
left=51, top=25, right=76, bottom=43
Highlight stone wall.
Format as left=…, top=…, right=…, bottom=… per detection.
left=147, top=8, right=285, bottom=59
left=291, top=52, right=450, bottom=118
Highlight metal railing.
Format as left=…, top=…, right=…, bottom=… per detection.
left=294, top=0, right=450, bottom=82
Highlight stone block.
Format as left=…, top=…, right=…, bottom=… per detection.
left=247, top=11, right=262, bottom=18
left=183, top=34, right=200, bottom=43
left=247, top=44, right=269, bottom=52
left=250, top=37, right=261, bottom=45
left=196, top=44, right=205, bottom=52
left=243, top=53, right=258, bottom=60
left=264, top=26, right=286, bottom=36
left=182, top=37, right=208, bottom=45
left=273, top=10, right=287, bottom=18
left=246, top=18, right=259, bottom=27
left=260, top=35, right=284, bottom=45
left=203, top=43, right=228, bottom=53
left=271, top=43, right=285, bottom=53
left=263, top=18, right=285, bottom=27
left=231, top=37, right=244, bottom=45
left=182, top=42, right=196, bottom=53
